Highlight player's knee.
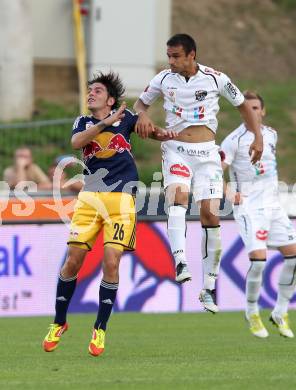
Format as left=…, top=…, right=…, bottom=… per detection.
left=103, top=258, right=119, bottom=279
left=201, top=213, right=219, bottom=227
left=166, top=185, right=189, bottom=206
left=62, top=249, right=86, bottom=277
left=201, top=206, right=220, bottom=226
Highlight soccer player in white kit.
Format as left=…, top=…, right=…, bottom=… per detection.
left=134, top=34, right=263, bottom=313
left=221, top=91, right=296, bottom=337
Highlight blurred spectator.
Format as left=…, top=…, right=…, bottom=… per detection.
left=48, top=161, right=83, bottom=194
left=3, top=147, right=52, bottom=191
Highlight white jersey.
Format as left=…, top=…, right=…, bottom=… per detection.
left=139, top=64, right=244, bottom=133
left=221, top=123, right=278, bottom=208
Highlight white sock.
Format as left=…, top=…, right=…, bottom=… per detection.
left=201, top=226, right=222, bottom=290
left=167, top=205, right=187, bottom=266
left=246, top=260, right=266, bottom=316
left=273, top=256, right=296, bottom=317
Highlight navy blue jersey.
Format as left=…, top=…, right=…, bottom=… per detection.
left=72, top=109, right=138, bottom=193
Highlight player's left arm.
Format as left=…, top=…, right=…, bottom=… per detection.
left=237, top=102, right=263, bottom=164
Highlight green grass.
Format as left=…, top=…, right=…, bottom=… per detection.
left=1, top=311, right=296, bottom=389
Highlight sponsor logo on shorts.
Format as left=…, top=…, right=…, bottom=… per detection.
left=170, top=164, right=190, bottom=178
left=195, top=90, right=208, bottom=101
left=70, top=230, right=79, bottom=238
left=256, top=230, right=268, bottom=240
left=176, top=146, right=210, bottom=157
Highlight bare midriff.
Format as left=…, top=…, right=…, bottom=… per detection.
left=175, top=125, right=215, bottom=143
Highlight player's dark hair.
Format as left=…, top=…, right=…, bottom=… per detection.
left=88, top=71, right=125, bottom=109
left=243, top=90, right=265, bottom=109
left=167, top=34, right=197, bottom=58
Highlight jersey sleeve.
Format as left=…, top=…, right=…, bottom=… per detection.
left=125, top=109, right=138, bottom=133
left=72, top=116, right=86, bottom=135
left=138, top=70, right=169, bottom=105
left=220, top=134, right=238, bottom=166
left=218, top=73, right=245, bottom=107
left=274, top=129, right=278, bottom=145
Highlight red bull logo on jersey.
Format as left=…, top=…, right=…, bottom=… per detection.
left=82, top=141, right=103, bottom=160
left=170, top=164, right=191, bottom=178
left=82, top=132, right=131, bottom=160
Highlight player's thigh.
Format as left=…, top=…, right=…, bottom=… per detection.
left=199, top=198, right=221, bottom=225
left=268, top=206, right=296, bottom=251
left=192, top=151, right=223, bottom=204
left=68, top=191, right=103, bottom=250
left=233, top=209, right=270, bottom=255
left=103, top=193, right=137, bottom=252
left=161, top=142, right=192, bottom=196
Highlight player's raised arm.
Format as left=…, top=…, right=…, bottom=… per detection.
left=71, top=103, right=126, bottom=149
left=237, top=101, right=263, bottom=164
left=133, top=99, right=155, bottom=139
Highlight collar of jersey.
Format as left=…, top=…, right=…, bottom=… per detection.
left=90, top=110, right=115, bottom=123
left=175, top=63, right=200, bottom=82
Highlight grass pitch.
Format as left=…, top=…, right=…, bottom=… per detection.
left=1, top=311, right=296, bottom=390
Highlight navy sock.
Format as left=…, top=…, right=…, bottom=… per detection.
left=54, top=274, right=77, bottom=325
left=94, top=280, right=118, bottom=331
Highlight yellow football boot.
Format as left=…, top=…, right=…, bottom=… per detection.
left=246, top=313, right=269, bottom=338
left=88, top=328, right=105, bottom=357
left=43, top=323, right=68, bottom=352
left=270, top=312, right=294, bottom=338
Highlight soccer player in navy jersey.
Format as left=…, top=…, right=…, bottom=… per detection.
left=43, top=72, right=174, bottom=356
left=134, top=33, right=263, bottom=313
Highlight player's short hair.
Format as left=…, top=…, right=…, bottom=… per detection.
left=88, top=71, right=125, bottom=109
left=243, top=90, right=265, bottom=109
left=167, top=34, right=197, bottom=58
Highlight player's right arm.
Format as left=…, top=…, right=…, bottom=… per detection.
left=217, top=72, right=263, bottom=164
left=133, top=99, right=155, bottom=139
left=71, top=103, right=126, bottom=149
left=134, top=70, right=167, bottom=138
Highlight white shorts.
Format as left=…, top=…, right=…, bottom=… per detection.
left=161, top=140, right=223, bottom=201
left=233, top=204, right=296, bottom=253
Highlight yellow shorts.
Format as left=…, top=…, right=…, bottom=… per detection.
left=67, top=191, right=136, bottom=252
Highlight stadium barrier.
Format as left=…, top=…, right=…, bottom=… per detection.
left=0, top=118, right=78, bottom=180
left=1, top=192, right=296, bottom=317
